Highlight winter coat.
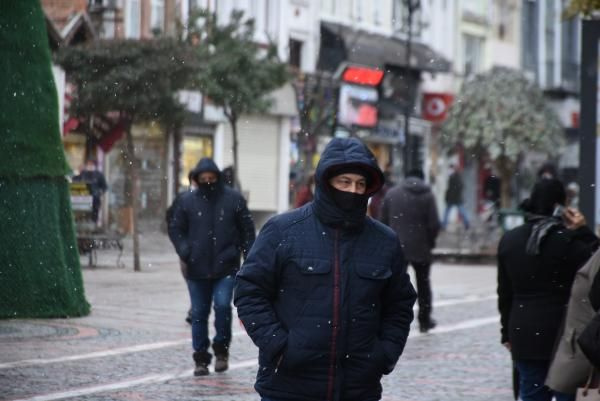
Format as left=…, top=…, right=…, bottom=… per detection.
left=445, top=171, right=463, bottom=205
left=379, top=177, right=440, bottom=263
left=497, top=220, right=598, bottom=361
left=545, top=248, right=600, bottom=393
left=167, top=158, right=256, bottom=280
left=234, top=137, right=417, bottom=401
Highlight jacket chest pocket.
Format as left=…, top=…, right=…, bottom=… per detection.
left=355, top=263, right=392, bottom=280
left=285, top=259, right=331, bottom=301
left=353, top=263, right=392, bottom=302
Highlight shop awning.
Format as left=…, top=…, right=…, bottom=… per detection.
left=318, top=22, right=451, bottom=74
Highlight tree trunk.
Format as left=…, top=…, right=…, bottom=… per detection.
left=230, top=116, right=241, bottom=191
left=173, top=124, right=182, bottom=194
left=497, top=157, right=513, bottom=209
left=125, top=125, right=141, bottom=272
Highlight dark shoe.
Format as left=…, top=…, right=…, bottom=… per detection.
left=193, top=351, right=212, bottom=376
left=212, top=343, right=229, bottom=373
left=419, top=319, right=437, bottom=333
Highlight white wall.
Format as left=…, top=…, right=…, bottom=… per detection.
left=220, top=115, right=283, bottom=212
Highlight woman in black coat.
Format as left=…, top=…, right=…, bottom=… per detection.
left=497, top=179, right=598, bottom=401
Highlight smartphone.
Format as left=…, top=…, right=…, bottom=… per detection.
left=553, top=205, right=565, bottom=217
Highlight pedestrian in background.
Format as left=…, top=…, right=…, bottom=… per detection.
left=380, top=168, right=440, bottom=333
left=293, top=174, right=314, bottom=208
left=442, top=164, right=469, bottom=230
left=368, top=163, right=394, bottom=220
left=166, top=172, right=197, bottom=325
left=497, top=178, right=598, bottom=401
left=235, top=137, right=416, bottom=401
left=167, top=157, right=256, bottom=376
left=73, top=158, right=107, bottom=224
left=222, top=165, right=236, bottom=188
left=537, top=162, right=558, bottom=180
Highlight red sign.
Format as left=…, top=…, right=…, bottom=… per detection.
left=342, top=66, right=384, bottom=86
left=422, top=92, right=454, bottom=123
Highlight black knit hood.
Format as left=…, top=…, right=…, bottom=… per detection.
left=313, top=137, right=384, bottom=230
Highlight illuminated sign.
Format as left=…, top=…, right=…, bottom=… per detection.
left=341, top=66, right=384, bottom=86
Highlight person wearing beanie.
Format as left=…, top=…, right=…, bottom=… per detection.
left=380, top=168, right=441, bottom=333
left=167, top=157, right=256, bottom=376
left=235, top=137, right=416, bottom=401
left=0, top=0, right=90, bottom=318
left=497, top=178, right=598, bottom=401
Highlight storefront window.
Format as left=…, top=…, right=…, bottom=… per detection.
left=63, top=134, right=87, bottom=176
left=180, top=135, right=213, bottom=188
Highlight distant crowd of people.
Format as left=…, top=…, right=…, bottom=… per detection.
left=164, top=138, right=600, bottom=401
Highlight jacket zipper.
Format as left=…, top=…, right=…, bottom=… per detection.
left=327, top=229, right=340, bottom=401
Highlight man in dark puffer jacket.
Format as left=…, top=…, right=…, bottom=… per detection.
left=235, top=138, right=417, bottom=401
left=168, top=157, right=255, bottom=376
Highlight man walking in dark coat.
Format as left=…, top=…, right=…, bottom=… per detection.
left=442, top=164, right=469, bottom=230
left=380, top=169, right=440, bottom=333
left=235, top=137, right=416, bottom=401
left=73, top=159, right=108, bottom=223
left=168, top=157, right=255, bottom=376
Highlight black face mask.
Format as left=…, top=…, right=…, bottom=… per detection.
left=329, top=186, right=369, bottom=212
left=198, top=182, right=218, bottom=194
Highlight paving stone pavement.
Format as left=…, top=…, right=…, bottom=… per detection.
left=0, top=232, right=514, bottom=401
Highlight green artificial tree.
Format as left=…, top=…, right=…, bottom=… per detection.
left=441, top=66, right=564, bottom=207
left=189, top=9, right=289, bottom=188
left=0, top=1, right=90, bottom=318
left=57, top=39, right=199, bottom=272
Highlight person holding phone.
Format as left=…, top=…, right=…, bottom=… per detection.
left=497, top=178, right=598, bottom=401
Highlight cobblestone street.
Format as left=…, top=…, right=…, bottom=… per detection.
left=0, top=235, right=513, bottom=401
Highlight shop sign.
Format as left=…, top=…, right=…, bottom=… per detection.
left=341, top=66, right=384, bottom=86
left=422, top=92, right=453, bottom=123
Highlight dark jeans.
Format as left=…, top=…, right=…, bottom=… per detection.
left=411, top=261, right=433, bottom=324
left=186, top=275, right=234, bottom=353
left=515, top=360, right=574, bottom=401
left=91, top=196, right=101, bottom=223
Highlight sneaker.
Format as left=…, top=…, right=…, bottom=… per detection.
left=419, top=319, right=437, bottom=333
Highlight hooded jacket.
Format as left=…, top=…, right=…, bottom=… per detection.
left=380, top=176, right=440, bottom=263
left=234, top=138, right=416, bottom=401
left=167, top=158, right=255, bottom=279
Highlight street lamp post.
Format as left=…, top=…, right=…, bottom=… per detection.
left=402, top=0, right=420, bottom=175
